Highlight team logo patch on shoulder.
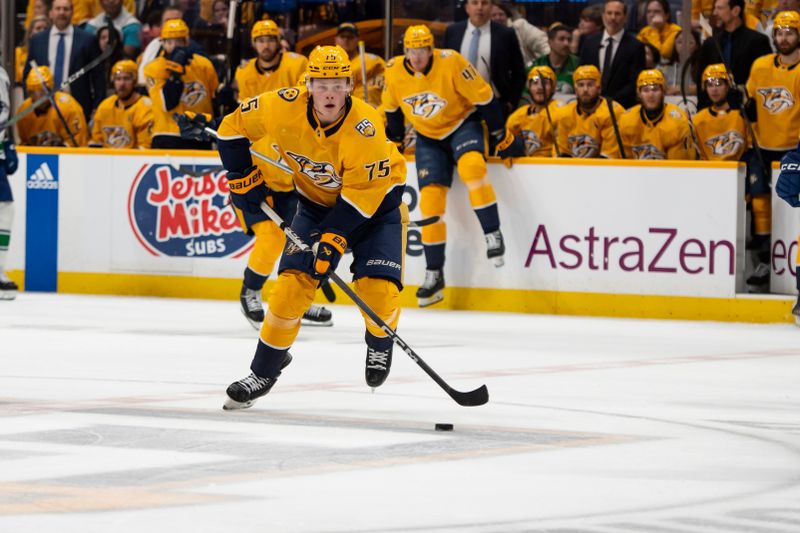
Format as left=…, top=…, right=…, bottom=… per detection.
left=439, top=50, right=453, bottom=58
left=403, top=92, right=447, bottom=119
left=387, top=58, right=395, bottom=68
left=567, top=134, right=599, bottom=158
left=285, top=151, right=341, bottom=189
left=704, top=130, right=745, bottom=156
left=669, top=108, right=683, bottom=119
left=632, top=144, right=666, bottom=159
left=278, top=87, right=300, bottom=101
left=355, top=118, right=376, bottom=137
left=757, top=86, right=794, bottom=114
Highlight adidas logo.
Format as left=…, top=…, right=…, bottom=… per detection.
left=27, top=162, right=58, bottom=190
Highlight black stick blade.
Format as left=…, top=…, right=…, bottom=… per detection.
left=449, top=384, right=489, bottom=407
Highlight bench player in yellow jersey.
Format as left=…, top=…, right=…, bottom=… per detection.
left=231, top=19, right=331, bottom=328
left=745, top=11, right=800, bottom=285
left=692, top=64, right=748, bottom=161
left=618, top=69, right=695, bottom=160
left=505, top=66, right=565, bottom=157
left=382, top=25, right=523, bottom=307
left=216, top=46, right=408, bottom=409
left=553, top=65, right=625, bottom=158
left=90, top=60, right=154, bottom=149
left=17, top=66, right=88, bottom=147
left=334, top=22, right=385, bottom=107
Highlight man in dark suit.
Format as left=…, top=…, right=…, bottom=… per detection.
left=444, top=0, right=526, bottom=116
left=24, top=0, right=107, bottom=121
left=695, top=0, right=772, bottom=110
left=579, top=0, right=646, bottom=108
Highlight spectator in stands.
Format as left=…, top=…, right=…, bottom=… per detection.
left=16, top=16, right=50, bottom=85
left=17, top=65, right=88, bottom=147
left=490, top=1, right=550, bottom=64
left=24, top=0, right=106, bottom=121
left=143, top=18, right=218, bottom=149
left=97, top=24, right=124, bottom=90
left=530, top=23, right=580, bottom=94
left=193, top=0, right=229, bottom=57
left=334, top=22, right=385, bottom=107
left=695, top=0, right=772, bottom=109
left=618, top=69, right=695, bottom=159
left=137, top=7, right=206, bottom=87
left=444, top=0, right=526, bottom=116
left=637, top=0, right=682, bottom=60
left=664, top=29, right=701, bottom=95
left=643, top=41, right=661, bottom=67
left=580, top=0, right=647, bottom=108
left=86, top=0, right=143, bottom=59
left=90, top=60, right=154, bottom=148
left=26, top=0, right=51, bottom=28
left=572, top=4, right=604, bottom=55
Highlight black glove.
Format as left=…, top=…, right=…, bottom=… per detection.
left=175, top=112, right=212, bottom=141
left=167, top=46, right=191, bottom=68
left=494, top=129, right=525, bottom=167
left=214, top=84, right=237, bottom=115
left=227, top=165, right=272, bottom=214
left=4, top=142, right=18, bottom=175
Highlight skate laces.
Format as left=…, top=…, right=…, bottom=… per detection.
left=752, top=263, right=770, bottom=277
left=422, top=269, right=440, bottom=289
left=485, top=231, right=503, bottom=250
left=239, top=372, right=271, bottom=393
left=242, top=289, right=262, bottom=313
left=367, top=347, right=389, bottom=369
left=304, top=304, right=327, bottom=319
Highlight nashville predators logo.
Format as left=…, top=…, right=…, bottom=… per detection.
left=181, top=81, right=207, bottom=108
left=567, top=134, right=599, bottom=158
left=355, top=118, right=376, bottom=137
left=704, top=130, right=745, bottom=157
left=403, top=92, right=447, bottom=119
left=631, top=144, right=666, bottom=159
left=103, top=126, right=132, bottom=148
left=285, top=151, right=341, bottom=189
left=757, top=86, right=794, bottom=114
left=522, top=130, right=543, bottom=155
left=278, top=87, right=299, bottom=101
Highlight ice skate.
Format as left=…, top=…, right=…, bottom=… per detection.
left=485, top=229, right=505, bottom=267
left=0, top=279, right=18, bottom=301
left=365, top=334, right=393, bottom=388
left=793, top=296, right=800, bottom=327
left=301, top=304, right=333, bottom=327
left=746, top=262, right=770, bottom=291
left=240, top=284, right=264, bottom=330
left=223, top=353, right=292, bottom=410
left=416, top=269, right=444, bottom=307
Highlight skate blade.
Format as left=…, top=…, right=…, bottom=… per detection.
left=0, top=291, right=18, bottom=301
left=491, top=256, right=505, bottom=268
left=417, top=291, right=444, bottom=308
left=240, top=308, right=263, bottom=331
left=301, top=318, right=333, bottom=327
left=794, top=315, right=800, bottom=328
left=223, top=397, right=255, bottom=410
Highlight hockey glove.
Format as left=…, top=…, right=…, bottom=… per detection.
left=312, top=231, right=347, bottom=282
left=776, top=150, right=800, bottom=207
left=227, top=165, right=272, bottom=214
left=4, top=142, right=18, bottom=175
left=175, top=112, right=213, bottom=141
left=166, top=47, right=191, bottom=72
left=494, top=129, right=525, bottom=168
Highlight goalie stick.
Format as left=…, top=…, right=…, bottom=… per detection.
left=0, top=43, right=115, bottom=130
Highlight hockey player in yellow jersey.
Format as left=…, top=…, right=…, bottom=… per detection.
left=554, top=65, right=625, bottom=158
left=505, top=66, right=564, bottom=157
left=744, top=11, right=800, bottom=286
left=90, top=60, right=154, bottom=149
left=235, top=20, right=308, bottom=101
left=144, top=18, right=219, bottom=149
left=335, top=22, right=385, bottom=107
left=692, top=64, right=748, bottom=161
left=17, top=66, right=87, bottom=147
left=215, top=46, right=407, bottom=409
left=231, top=19, right=331, bottom=329
left=618, top=69, right=695, bottom=159
left=383, top=25, right=523, bottom=307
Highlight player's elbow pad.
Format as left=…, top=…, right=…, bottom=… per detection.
left=475, top=98, right=506, bottom=136
left=162, top=77, right=184, bottom=111
left=218, top=137, right=253, bottom=174
left=385, top=110, right=405, bottom=142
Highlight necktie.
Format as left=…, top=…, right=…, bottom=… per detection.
left=468, top=28, right=480, bottom=67
left=602, top=36, right=614, bottom=75
left=54, top=32, right=66, bottom=88
left=723, top=33, right=732, bottom=70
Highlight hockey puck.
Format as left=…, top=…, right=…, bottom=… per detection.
left=435, top=423, right=454, bottom=431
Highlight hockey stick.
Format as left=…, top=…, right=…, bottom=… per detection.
left=259, top=199, right=489, bottom=407
left=605, top=97, right=626, bottom=159
left=358, top=41, right=369, bottom=103
left=30, top=60, right=79, bottom=147
left=1, top=43, right=114, bottom=130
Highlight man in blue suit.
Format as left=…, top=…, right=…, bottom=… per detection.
left=23, top=0, right=107, bottom=121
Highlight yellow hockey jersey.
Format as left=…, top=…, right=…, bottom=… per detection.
left=144, top=53, right=219, bottom=138
left=90, top=94, right=154, bottom=149
left=554, top=99, right=626, bottom=158
left=382, top=49, right=494, bottom=140
left=618, top=103, right=695, bottom=160
left=506, top=100, right=564, bottom=157
left=235, top=52, right=308, bottom=101
left=691, top=106, right=748, bottom=161
left=16, top=91, right=88, bottom=147
left=218, top=87, right=406, bottom=221
left=637, top=23, right=682, bottom=60
left=351, top=52, right=385, bottom=107
left=746, top=54, right=800, bottom=151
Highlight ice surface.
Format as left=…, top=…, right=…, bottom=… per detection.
left=1, top=293, right=799, bottom=532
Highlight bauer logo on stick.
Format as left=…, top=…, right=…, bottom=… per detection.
left=128, top=164, right=253, bottom=258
